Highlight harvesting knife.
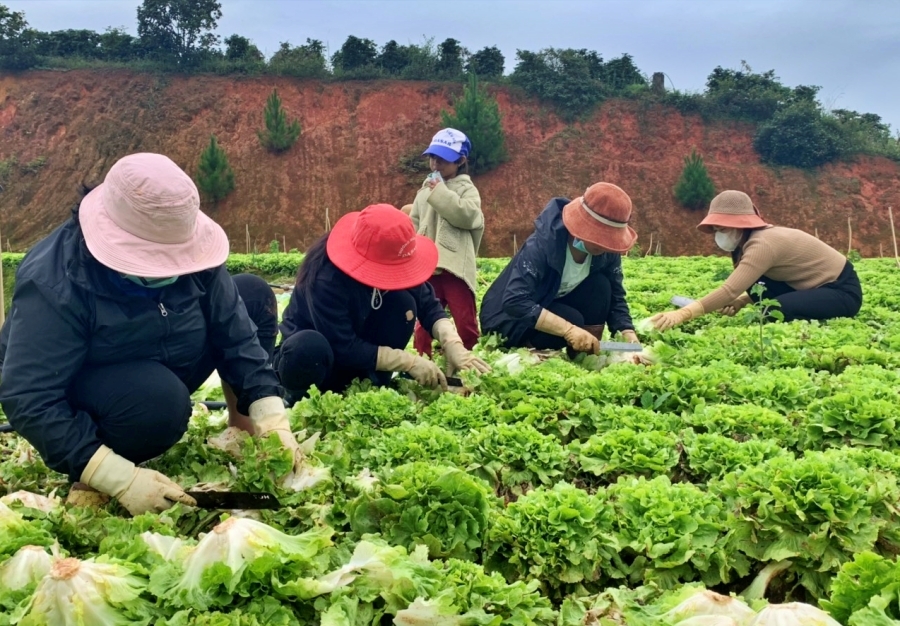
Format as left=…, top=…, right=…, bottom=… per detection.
left=599, top=341, right=643, bottom=352
left=186, top=491, right=281, bottom=510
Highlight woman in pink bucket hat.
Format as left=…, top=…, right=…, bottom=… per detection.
left=0, top=153, right=300, bottom=516
left=649, top=190, right=863, bottom=331
left=276, top=204, right=489, bottom=400
left=479, top=182, right=641, bottom=356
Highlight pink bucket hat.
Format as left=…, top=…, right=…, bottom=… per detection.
left=79, top=153, right=229, bottom=277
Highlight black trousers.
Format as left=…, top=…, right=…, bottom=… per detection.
left=750, top=260, right=862, bottom=322
left=66, top=274, right=277, bottom=466
left=523, top=271, right=612, bottom=350
left=275, top=290, right=417, bottom=401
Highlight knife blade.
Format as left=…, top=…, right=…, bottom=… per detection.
left=599, top=341, right=643, bottom=352
left=185, top=491, right=281, bottom=510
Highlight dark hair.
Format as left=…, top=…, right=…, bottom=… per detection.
left=295, top=232, right=330, bottom=299
left=70, top=183, right=97, bottom=221
left=455, top=156, right=470, bottom=176
left=730, top=230, right=753, bottom=267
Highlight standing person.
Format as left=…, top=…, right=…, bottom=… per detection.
left=409, top=128, right=484, bottom=356
left=0, top=153, right=298, bottom=516
left=276, top=204, right=489, bottom=400
left=649, top=190, right=863, bottom=330
left=479, top=182, right=640, bottom=355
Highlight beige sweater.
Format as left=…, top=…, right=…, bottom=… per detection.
left=410, top=174, right=484, bottom=294
left=699, top=226, right=847, bottom=312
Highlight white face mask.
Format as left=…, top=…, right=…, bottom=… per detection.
left=714, top=229, right=742, bottom=252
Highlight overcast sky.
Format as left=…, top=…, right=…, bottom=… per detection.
left=6, top=0, right=900, bottom=131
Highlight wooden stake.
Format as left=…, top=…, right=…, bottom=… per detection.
left=847, top=217, right=852, bottom=256
left=325, top=207, right=331, bottom=232
left=245, top=224, right=250, bottom=254
left=880, top=243, right=884, bottom=258
left=890, top=206, right=899, bottom=267
left=646, top=233, right=654, bottom=257
left=283, top=235, right=286, bottom=253
left=815, top=228, right=819, bottom=239
left=656, top=239, right=661, bottom=256
left=513, top=234, right=518, bottom=255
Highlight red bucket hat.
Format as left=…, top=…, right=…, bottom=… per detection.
left=327, top=204, right=439, bottom=290
left=562, top=182, right=638, bottom=253
left=698, top=190, right=769, bottom=233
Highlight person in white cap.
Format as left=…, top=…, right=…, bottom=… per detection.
left=0, top=153, right=299, bottom=516
left=405, top=128, right=484, bottom=358
left=649, top=190, right=863, bottom=331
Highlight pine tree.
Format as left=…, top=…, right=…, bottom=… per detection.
left=441, top=73, right=508, bottom=175
left=674, top=149, right=716, bottom=210
left=196, top=134, right=235, bottom=203
left=257, top=88, right=301, bottom=153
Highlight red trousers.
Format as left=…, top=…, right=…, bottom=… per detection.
left=414, top=271, right=480, bottom=356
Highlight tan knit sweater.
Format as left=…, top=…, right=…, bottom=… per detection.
left=410, top=174, right=484, bottom=294
left=698, top=226, right=847, bottom=313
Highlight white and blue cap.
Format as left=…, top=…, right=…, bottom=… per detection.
left=422, top=128, right=472, bottom=162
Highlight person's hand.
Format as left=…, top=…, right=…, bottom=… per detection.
left=563, top=325, right=600, bottom=354
left=408, top=355, right=448, bottom=390
left=621, top=329, right=639, bottom=343
left=81, top=445, right=195, bottom=516
left=442, top=340, right=491, bottom=377
left=431, top=319, right=491, bottom=377
left=250, top=397, right=303, bottom=464
left=649, top=301, right=705, bottom=332
left=719, top=296, right=751, bottom=317
left=427, top=177, right=441, bottom=190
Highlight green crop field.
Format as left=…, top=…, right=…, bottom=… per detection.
left=2, top=256, right=899, bottom=624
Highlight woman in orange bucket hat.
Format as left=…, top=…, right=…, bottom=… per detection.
left=0, top=153, right=297, bottom=516
left=479, top=182, right=641, bottom=356
left=276, top=204, right=489, bottom=400
left=650, top=190, right=863, bottom=331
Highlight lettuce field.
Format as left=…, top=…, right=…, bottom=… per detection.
left=2, top=255, right=900, bottom=625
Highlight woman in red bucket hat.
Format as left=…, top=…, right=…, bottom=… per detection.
left=479, top=182, right=641, bottom=355
left=649, top=190, right=863, bottom=330
left=0, top=153, right=297, bottom=516
left=277, top=204, right=489, bottom=399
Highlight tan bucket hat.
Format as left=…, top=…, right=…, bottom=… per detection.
left=698, top=190, right=769, bottom=234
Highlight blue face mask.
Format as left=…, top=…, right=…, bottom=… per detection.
left=572, top=238, right=589, bottom=254
left=121, top=274, right=179, bottom=288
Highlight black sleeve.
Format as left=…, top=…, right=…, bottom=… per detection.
left=0, top=279, right=97, bottom=481
left=307, top=277, right=381, bottom=371
left=501, top=243, right=553, bottom=328
left=203, top=266, right=282, bottom=413
left=412, top=282, right=449, bottom=336
left=605, top=255, right=635, bottom=333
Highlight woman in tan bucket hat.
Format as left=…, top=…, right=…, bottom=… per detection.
left=650, top=190, right=863, bottom=331
left=0, top=153, right=302, bottom=516
left=480, top=182, right=640, bottom=355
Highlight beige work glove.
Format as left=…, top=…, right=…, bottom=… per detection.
left=81, top=445, right=196, bottom=516
left=535, top=309, right=599, bottom=354
left=620, top=329, right=640, bottom=343
left=431, top=319, right=491, bottom=377
left=377, top=346, right=447, bottom=390
left=250, top=396, right=302, bottom=462
left=649, top=301, right=706, bottom=331
left=719, top=294, right=753, bottom=317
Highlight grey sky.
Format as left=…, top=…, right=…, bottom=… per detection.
left=7, top=0, right=900, bottom=131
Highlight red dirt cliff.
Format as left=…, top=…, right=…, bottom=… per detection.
left=1, top=70, right=899, bottom=258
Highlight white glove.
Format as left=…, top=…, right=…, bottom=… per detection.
left=431, top=319, right=491, bottom=377
left=376, top=346, right=447, bottom=390
left=250, top=396, right=302, bottom=462
left=81, top=445, right=195, bottom=516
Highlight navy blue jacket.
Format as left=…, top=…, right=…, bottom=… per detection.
left=479, top=198, right=634, bottom=346
left=0, top=217, right=281, bottom=481
left=279, top=256, right=447, bottom=371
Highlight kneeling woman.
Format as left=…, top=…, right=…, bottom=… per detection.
left=0, top=153, right=297, bottom=516
left=276, top=204, right=488, bottom=398
left=650, top=190, right=863, bottom=331
left=479, top=182, right=640, bottom=355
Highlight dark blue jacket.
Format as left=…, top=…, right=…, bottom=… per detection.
left=479, top=198, right=634, bottom=346
left=279, top=256, right=447, bottom=371
left=0, top=217, right=281, bottom=481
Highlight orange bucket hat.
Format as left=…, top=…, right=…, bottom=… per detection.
left=561, top=182, right=638, bottom=253
left=698, top=190, right=769, bottom=233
